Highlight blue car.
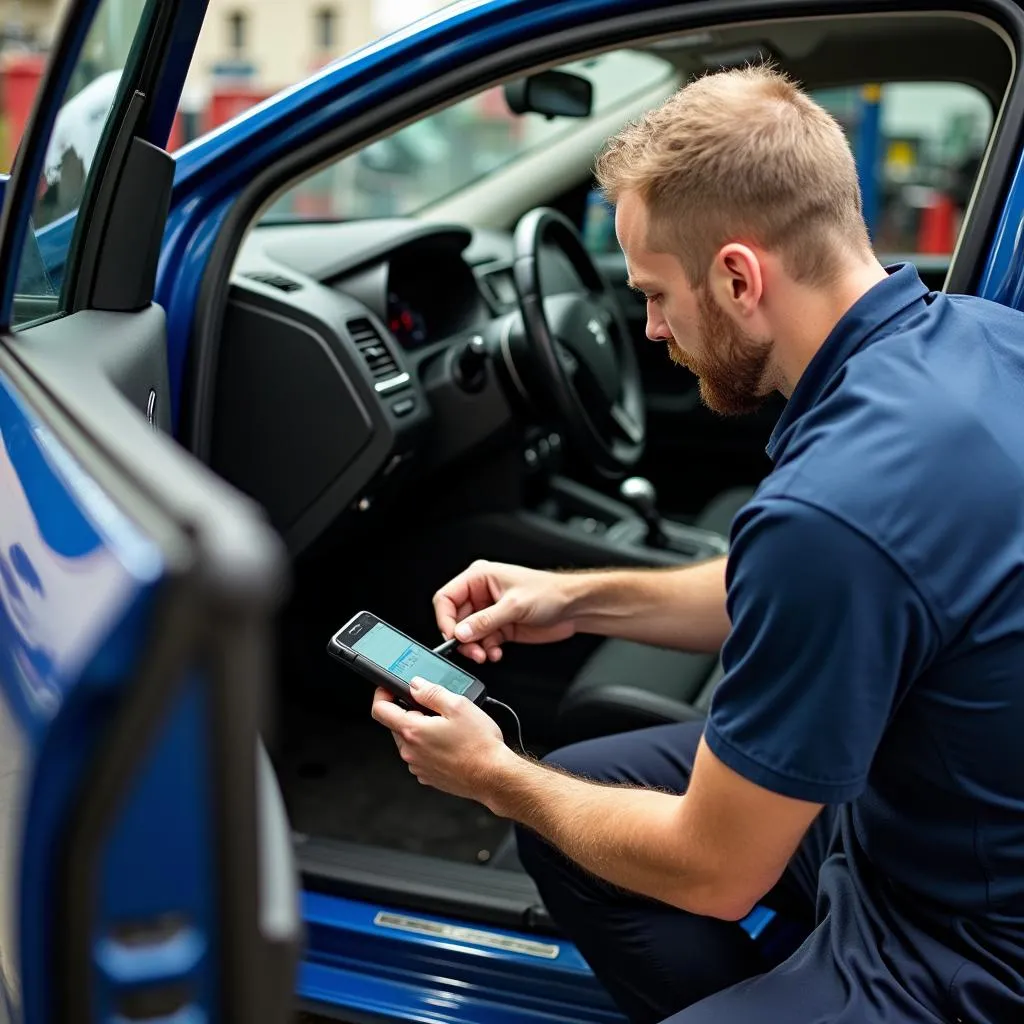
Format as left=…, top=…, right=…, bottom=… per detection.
left=0, top=0, right=1020, bottom=1021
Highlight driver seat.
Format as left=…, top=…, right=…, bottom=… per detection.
left=557, top=486, right=753, bottom=744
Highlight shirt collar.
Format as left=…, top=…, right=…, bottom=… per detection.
left=766, top=263, right=931, bottom=461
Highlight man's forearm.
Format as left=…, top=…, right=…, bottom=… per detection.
left=563, top=556, right=729, bottom=652
left=486, top=751, right=742, bottom=920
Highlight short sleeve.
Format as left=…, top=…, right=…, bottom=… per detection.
left=705, top=498, right=938, bottom=804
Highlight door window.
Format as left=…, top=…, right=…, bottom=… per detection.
left=11, top=0, right=152, bottom=329
left=813, top=82, right=992, bottom=260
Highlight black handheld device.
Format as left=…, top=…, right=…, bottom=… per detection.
left=327, top=610, right=487, bottom=710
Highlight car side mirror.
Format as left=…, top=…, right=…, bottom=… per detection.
left=504, top=70, right=593, bottom=119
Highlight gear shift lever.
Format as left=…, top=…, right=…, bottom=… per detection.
left=619, top=476, right=666, bottom=547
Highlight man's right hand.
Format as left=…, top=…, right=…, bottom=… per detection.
left=432, top=560, right=577, bottom=664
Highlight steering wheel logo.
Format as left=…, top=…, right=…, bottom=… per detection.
left=586, top=318, right=607, bottom=345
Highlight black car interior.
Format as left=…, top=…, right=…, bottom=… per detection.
left=184, top=12, right=1013, bottom=930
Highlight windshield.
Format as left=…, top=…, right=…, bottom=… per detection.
left=262, top=49, right=675, bottom=222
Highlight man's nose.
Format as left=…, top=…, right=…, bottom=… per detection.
left=646, top=312, right=669, bottom=343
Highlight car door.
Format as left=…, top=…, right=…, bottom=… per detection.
left=0, top=1, right=299, bottom=1022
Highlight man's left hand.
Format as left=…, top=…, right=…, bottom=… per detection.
left=371, top=678, right=514, bottom=804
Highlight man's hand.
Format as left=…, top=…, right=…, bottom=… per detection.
left=433, top=560, right=578, bottom=664
left=371, top=678, right=515, bottom=802
left=435, top=557, right=732, bottom=659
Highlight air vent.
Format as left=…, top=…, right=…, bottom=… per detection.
left=347, top=318, right=410, bottom=393
left=244, top=271, right=301, bottom=292
left=481, top=268, right=517, bottom=309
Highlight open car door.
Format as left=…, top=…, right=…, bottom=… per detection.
left=0, top=1, right=299, bottom=1021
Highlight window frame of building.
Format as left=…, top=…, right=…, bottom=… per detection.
left=227, top=9, right=248, bottom=57
left=314, top=6, right=339, bottom=52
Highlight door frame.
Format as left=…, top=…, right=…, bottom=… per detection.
left=0, top=0, right=294, bottom=1019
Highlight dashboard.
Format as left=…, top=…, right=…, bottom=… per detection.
left=210, top=218, right=578, bottom=555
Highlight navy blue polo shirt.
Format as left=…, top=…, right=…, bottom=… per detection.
left=705, top=264, right=1024, bottom=923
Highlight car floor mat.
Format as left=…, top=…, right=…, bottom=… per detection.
left=276, top=700, right=509, bottom=864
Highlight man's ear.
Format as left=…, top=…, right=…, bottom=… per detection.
left=708, top=244, right=763, bottom=318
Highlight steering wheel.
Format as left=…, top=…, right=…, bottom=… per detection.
left=506, top=207, right=645, bottom=477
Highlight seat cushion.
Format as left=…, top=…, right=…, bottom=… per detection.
left=695, top=485, right=758, bottom=535
left=556, top=485, right=755, bottom=744
left=557, top=640, right=718, bottom=744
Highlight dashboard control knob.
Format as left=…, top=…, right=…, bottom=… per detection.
left=455, top=334, right=490, bottom=392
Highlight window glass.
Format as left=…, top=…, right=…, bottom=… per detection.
left=815, top=82, right=991, bottom=258
left=11, top=0, right=151, bottom=329
left=262, top=49, right=676, bottom=222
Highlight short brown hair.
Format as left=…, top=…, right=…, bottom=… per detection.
left=595, top=65, right=871, bottom=285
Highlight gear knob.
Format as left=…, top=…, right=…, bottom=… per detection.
left=620, top=476, right=658, bottom=516
left=619, top=476, right=664, bottom=546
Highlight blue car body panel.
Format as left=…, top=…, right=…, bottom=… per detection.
left=978, top=144, right=1024, bottom=309
left=0, top=0, right=234, bottom=1018
left=0, top=374, right=223, bottom=1021
left=299, top=893, right=621, bottom=1024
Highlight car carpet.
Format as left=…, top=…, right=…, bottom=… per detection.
left=276, top=700, right=510, bottom=864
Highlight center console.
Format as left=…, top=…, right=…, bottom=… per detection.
left=529, top=475, right=728, bottom=563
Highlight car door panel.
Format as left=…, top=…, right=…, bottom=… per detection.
left=1, top=317, right=296, bottom=1023
left=16, top=307, right=172, bottom=430
left=0, top=0, right=299, bottom=1019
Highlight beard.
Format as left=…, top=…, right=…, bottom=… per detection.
left=667, top=285, right=773, bottom=416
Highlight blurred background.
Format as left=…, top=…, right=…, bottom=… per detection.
left=0, top=0, right=993, bottom=256
left=0, top=0, right=453, bottom=163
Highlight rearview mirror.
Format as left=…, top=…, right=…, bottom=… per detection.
left=504, top=70, right=593, bottom=119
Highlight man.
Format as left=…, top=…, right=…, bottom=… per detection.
left=371, top=66, right=1024, bottom=1022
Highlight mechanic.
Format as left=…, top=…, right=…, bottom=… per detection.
left=371, top=66, right=1024, bottom=1023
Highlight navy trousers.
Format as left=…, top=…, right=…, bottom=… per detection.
left=516, top=721, right=1019, bottom=1024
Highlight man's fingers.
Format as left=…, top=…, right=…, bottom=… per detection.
left=460, top=624, right=510, bottom=663
left=481, top=632, right=505, bottom=662
left=372, top=695, right=407, bottom=732
left=432, top=589, right=462, bottom=641
left=409, top=677, right=460, bottom=716
left=454, top=597, right=519, bottom=644
left=460, top=641, right=488, bottom=664
left=432, top=563, right=490, bottom=638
